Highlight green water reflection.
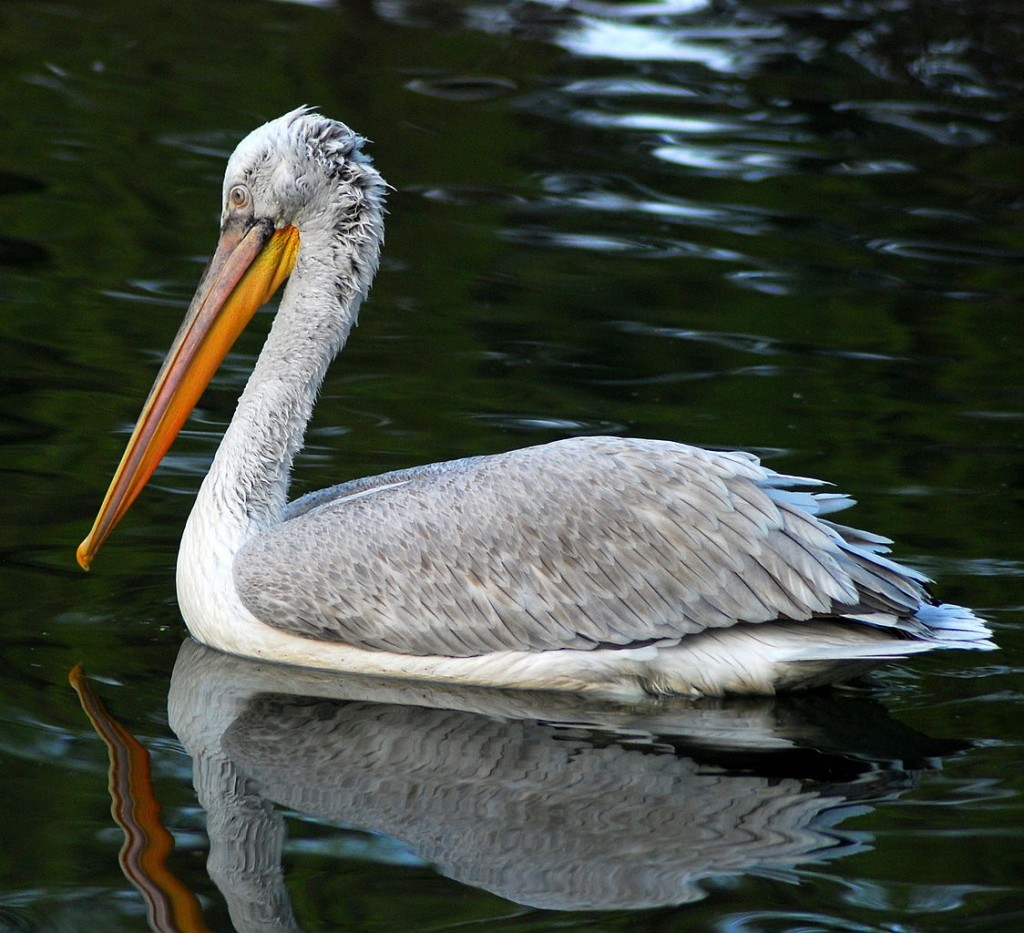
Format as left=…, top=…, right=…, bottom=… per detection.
left=1, top=0, right=1022, bottom=930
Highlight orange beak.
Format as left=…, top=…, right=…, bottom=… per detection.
left=77, top=218, right=300, bottom=569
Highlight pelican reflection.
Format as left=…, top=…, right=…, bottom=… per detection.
left=167, top=640, right=967, bottom=931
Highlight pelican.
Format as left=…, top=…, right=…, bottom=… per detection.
left=77, top=108, right=995, bottom=699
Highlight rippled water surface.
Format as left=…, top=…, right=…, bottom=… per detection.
left=2, top=1, right=1023, bottom=930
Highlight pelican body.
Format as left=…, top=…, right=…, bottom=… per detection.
left=78, top=109, right=995, bottom=699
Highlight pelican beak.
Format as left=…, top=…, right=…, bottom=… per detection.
left=77, top=218, right=300, bottom=569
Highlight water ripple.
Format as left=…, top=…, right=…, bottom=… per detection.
left=562, top=76, right=701, bottom=99
left=651, top=141, right=811, bottom=180
left=835, top=100, right=996, bottom=147
left=416, top=185, right=527, bottom=207
left=158, top=131, right=236, bottom=160
left=101, top=278, right=193, bottom=307
left=865, top=238, right=1024, bottom=266
left=405, top=75, right=517, bottom=101
left=555, top=16, right=801, bottom=74
left=536, top=175, right=773, bottom=236
left=571, top=109, right=747, bottom=135
left=612, top=320, right=906, bottom=363
left=500, top=226, right=743, bottom=261
left=469, top=413, right=627, bottom=435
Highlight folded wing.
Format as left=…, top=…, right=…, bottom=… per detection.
left=234, top=437, right=944, bottom=656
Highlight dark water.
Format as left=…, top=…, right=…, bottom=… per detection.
left=2, top=0, right=1023, bottom=930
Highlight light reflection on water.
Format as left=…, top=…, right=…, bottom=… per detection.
left=555, top=16, right=796, bottom=72
left=1, top=0, right=1023, bottom=930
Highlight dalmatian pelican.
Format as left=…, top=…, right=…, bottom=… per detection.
left=76, top=108, right=995, bottom=699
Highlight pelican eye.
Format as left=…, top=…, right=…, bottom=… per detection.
left=228, top=184, right=251, bottom=211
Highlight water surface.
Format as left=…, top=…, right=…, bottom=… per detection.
left=1, top=1, right=1022, bottom=930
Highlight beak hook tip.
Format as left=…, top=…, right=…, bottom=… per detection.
left=76, top=540, right=94, bottom=571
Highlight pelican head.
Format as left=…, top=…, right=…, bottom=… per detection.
left=223, top=106, right=384, bottom=244
left=77, top=108, right=387, bottom=569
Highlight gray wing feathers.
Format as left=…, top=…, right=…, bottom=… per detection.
left=234, top=437, right=950, bottom=656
